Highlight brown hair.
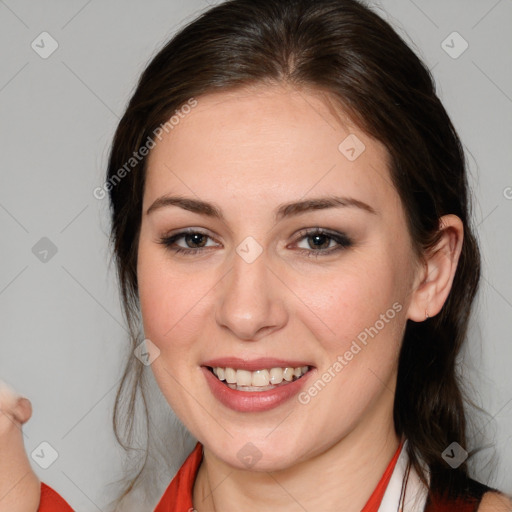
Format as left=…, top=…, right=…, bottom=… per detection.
left=107, top=0, right=481, bottom=505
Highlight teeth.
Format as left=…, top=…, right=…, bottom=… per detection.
left=269, top=368, right=283, bottom=385
left=225, top=367, right=237, bottom=384
left=211, top=365, right=309, bottom=389
left=252, top=369, right=270, bottom=386
left=283, top=367, right=294, bottom=381
left=236, top=369, right=252, bottom=386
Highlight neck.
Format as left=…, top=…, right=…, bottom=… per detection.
left=193, top=388, right=400, bottom=512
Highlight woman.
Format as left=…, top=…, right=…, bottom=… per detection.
left=1, top=0, right=511, bottom=510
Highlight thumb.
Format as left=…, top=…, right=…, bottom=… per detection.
left=12, top=397, right=32, bottom=425
left=0, top=379, right=32, bottom=425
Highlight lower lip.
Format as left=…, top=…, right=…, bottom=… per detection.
left=202, top=366, right=314, bottom=412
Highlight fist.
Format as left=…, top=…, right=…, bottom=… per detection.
left=0, top=380, right=32, bottom=427
left=0, top=380, right=41, bottom=512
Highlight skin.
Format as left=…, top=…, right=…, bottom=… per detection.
left=137, top=83, right=463, bottom=511
left=0, top=83, right=509, bottom=511
left=0, top=384, right=40, bottom=512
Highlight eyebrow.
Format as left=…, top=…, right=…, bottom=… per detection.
left=146, top=194, right=377, bottom=219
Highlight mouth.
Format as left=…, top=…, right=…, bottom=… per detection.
left=201, top=358, right=316, bottom=412
left=206, top=365, right=311, bottom=392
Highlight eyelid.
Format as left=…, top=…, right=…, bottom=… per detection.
left=158, top=227, right=221, bottom=248
left=289, top=227, right=353, bottom=255
left=292, top=226, right=351, bottom=242
left=157, top=226, right=353, bottom=258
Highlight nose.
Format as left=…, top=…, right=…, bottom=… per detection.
left=215, top=246, right=288, bottom=341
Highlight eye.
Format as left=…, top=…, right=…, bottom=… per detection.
left=158, top=229, right=220, bottom=255
left=158, top=227, right=352, bottom=258
left=292, top=228, right=353, bottom=258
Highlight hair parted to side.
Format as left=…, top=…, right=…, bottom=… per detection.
left=106, top=0, right=481, bottom=506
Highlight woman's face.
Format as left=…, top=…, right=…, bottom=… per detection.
left=137, top=84, right=421, bottom=470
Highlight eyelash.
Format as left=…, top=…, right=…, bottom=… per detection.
left=157, top=228, right=353, bottom=258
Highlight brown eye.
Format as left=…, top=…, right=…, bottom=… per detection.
left=182, top=233, right=208, bottom=248
left=157, top=230, right=220, bottom=255
left=294, top=228, right=353, bottom=258
left=306, top=233, right=332, bottom=250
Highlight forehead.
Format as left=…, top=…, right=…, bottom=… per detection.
left=144, top=84, right=398, bottom=216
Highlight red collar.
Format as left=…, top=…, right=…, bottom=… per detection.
left=155, top=440, right=404, bottom=511
left=361, top=440, right=404, bottom=511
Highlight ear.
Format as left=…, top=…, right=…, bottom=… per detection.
left=407, top=214, right=464, bottom=322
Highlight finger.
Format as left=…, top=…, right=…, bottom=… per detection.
left=0, top=380, right=31, bottom=424
left=11, top=397, right=32, bottom=424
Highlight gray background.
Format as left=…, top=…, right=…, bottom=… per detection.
left=1, top=0, right=511, bottom=510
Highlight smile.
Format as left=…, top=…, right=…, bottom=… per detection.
left=201, top=357, right=315, bottom=411
left=208, top=366, right=310, bottom=391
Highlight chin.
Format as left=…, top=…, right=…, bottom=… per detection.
left=200, top=428, right=321, bottom=472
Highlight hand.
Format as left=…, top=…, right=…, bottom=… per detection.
left=0, top=380, right=41, bottom=512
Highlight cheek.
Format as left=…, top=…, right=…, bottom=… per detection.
left=137, top=251, right=170, bottom=341
left=137, top=242, right=198, bottom=349
left=137, top=239, right=224, bottom=367
left=136, top=244, right=210, bottom=413
left=292, top=251, right=405, bottom=352
left=291, top=255, right=407, bottom=427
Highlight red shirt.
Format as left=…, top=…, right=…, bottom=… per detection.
left=39, top=482, right=74, bottom=511
left=154, top=440, right=403, bottom=511
left=39, top=441, right=403, bottom=511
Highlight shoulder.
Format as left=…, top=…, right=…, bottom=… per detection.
left=425, top=478, right=511, bottom=512
left=478, top=490, right=512, bottom=512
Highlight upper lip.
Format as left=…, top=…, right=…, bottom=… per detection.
left=202, top=357, right=313, bottom=371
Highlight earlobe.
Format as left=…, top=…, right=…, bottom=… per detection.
left=407, top=214, right=464, bottom=322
